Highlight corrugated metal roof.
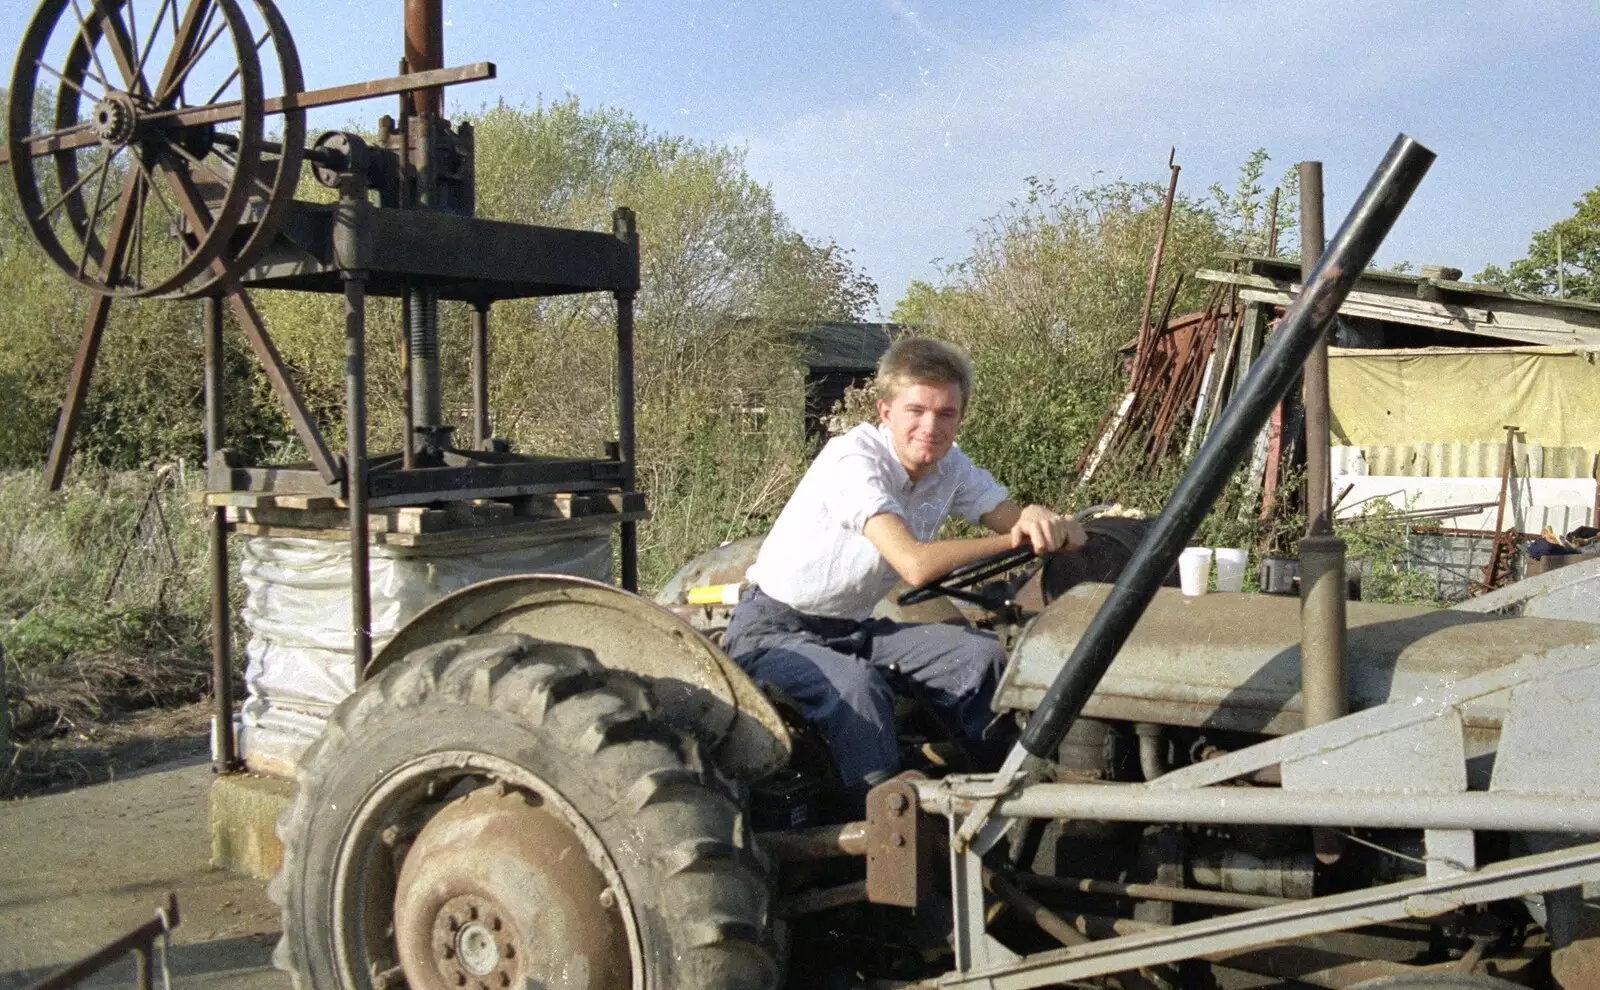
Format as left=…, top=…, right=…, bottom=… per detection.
left=1331, top=442, right=1597, bottom=480
left=1199, top=257, right=1600, bottom=349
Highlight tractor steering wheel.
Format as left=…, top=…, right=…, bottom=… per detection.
left=895, top=505, right=1114, bottom=609
left=897, top=544, right=1038, bottom=607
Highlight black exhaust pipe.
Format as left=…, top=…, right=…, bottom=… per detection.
left=1017, top=134, right=1435, bottom=762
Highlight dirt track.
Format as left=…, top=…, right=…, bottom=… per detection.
left=0, top=757, right=286, bottom=989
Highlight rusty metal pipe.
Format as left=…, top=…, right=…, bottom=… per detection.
left=204, top=295, right=237, bottom=771
left=1014, top=135, right=1434, bottom=763
left=344, top=271, right=372, bottom=683
left=985, top=868, right=1090, bottom=946
left=759, top=821, right=869, bottom=861
left=25, top=893, right=180, bottom=990
left=403, top=0, right=444, bottom=117
left=776, top=880, right=868, bottom=918
left=1134, top=151, right=1181, bottom=361
left=1298, top=162, right=1347, bottom=875
left=1300, top=162, right=1331, bottom=534
left=1015, top=874, right=1290, bottom=911
left=471, top=301, right=490, bottom=449
left=614, top=208, right=640, bottom=592
left=986, top=869, right=1165, bottom=990
left=1294, top=164, right=1334, bottom=754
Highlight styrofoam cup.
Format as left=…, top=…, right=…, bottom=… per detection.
left=1178, top=547, right=1213, bottom=596
left=1213, top=548, right=1248, bottom=592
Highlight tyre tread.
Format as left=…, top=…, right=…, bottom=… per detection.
left=272, top=632, right=776, bottom=990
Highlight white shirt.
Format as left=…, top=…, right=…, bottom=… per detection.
left=747, top=423, right=1009, bottom=619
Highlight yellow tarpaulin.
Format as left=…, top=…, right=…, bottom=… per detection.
left=1329, top=346, right=1600, bottom=449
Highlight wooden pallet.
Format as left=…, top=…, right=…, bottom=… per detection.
left=190, top=490, right=648, bottom=547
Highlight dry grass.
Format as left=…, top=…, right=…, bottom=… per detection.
left=0, top=468, right=220, bottom=798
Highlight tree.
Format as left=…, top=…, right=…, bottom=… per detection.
left=1475, top=184, right=1600, bottom=302
left=1, top=93, right=876, bottom=585
left=888, top=175, right=1231, bottom=506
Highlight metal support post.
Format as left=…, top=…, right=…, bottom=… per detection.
left=407, top=285, right=442, bottom=432
left=403, top=0, right=444, bottom=117
left=344, top=272, right=373, bottom=683
left=400, top=289, right=414, bottom=469
left=949, top=816, right=1019, bottom=972
left=204, top=294, right=238, bottom=772
left=1300, top=162, right=1332, bottom=535
left=1296, top=161, right=1346, bottom=862
left=471, top=300, right=491, bottom=448
left=614, top=208, right=640, bottom=592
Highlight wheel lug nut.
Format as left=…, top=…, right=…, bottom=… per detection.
left=599, top=888, right=617, bottom=909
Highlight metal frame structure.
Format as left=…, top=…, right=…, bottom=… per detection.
left=4, top=0, right=645, bottom=773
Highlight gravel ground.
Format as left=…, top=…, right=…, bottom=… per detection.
left=0, top=757, right=287, bottom=989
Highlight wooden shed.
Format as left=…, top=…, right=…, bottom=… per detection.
left=799, top=322, right=901, bottom=437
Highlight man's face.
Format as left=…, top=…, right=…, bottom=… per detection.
left=878, top=380, right=964, bottom=478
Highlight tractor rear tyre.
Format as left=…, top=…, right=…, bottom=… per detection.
left=271, top=633, right=777, bottom=990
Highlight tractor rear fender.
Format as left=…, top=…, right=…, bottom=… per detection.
left=370, top=574, right=792, bottom=782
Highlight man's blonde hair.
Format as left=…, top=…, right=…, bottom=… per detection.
left=876, top=338, right=975, bottom=410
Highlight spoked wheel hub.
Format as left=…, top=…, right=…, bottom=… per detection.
left=89, top=91, right=139, bottom=146
left=393, top=785, right=630, bottom=990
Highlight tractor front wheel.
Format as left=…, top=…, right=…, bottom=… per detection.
left=271, top=633, right=777, bottom=990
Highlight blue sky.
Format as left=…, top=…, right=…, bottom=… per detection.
left=7, top=1, right=1598, bottom=314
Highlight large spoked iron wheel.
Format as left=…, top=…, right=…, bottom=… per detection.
left=6, top=0, right=303, bottom=298
left=271, top=633, right=778, bottom=990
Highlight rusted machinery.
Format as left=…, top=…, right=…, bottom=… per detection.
left=6, top=0, right=645, bottom=771
left=11, top=5, right=1600, bottom=990
left=21, top=894, right=179, bottom=990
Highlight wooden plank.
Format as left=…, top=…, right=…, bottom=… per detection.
left=229, top=511, right=649, bottom=548
left=514, top=491, right=648, bottom=519
left=271, top=495, right=339, bottom=510
left=389, top=501, right=516, bottom=534
left=229, top=506, right=395, bottom=533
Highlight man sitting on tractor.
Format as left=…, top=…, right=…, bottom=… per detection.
left=724, top=338, right=1084, bottom=804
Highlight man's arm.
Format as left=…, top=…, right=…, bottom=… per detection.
left=862, top=503, right=1087, bottom=588
left=981, top=500, right=1087, bottom=554
left=862, top=512, right=1014, bottom=588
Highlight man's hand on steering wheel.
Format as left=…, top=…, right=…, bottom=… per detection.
left=897, top=506, right=1086, bottom=607
left=1009, top=504, right=1087, bottom=554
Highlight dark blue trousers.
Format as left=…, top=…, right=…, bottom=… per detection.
left=723, top=588, right=1005, bottom=789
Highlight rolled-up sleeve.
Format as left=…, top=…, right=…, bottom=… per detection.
left=833, top=451, right=904, bottom=533
left=949, top=450, right=1009, bottom=525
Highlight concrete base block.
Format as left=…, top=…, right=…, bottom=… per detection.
left=210, top=771, right=295, bottom=880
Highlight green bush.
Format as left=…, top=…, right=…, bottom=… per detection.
left=1337, top=498, right=1444, bottom=606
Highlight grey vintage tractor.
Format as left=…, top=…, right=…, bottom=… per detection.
left=267, top=137, right=1600, bottom=990
left=6, top=2, right=1595, bottom=983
